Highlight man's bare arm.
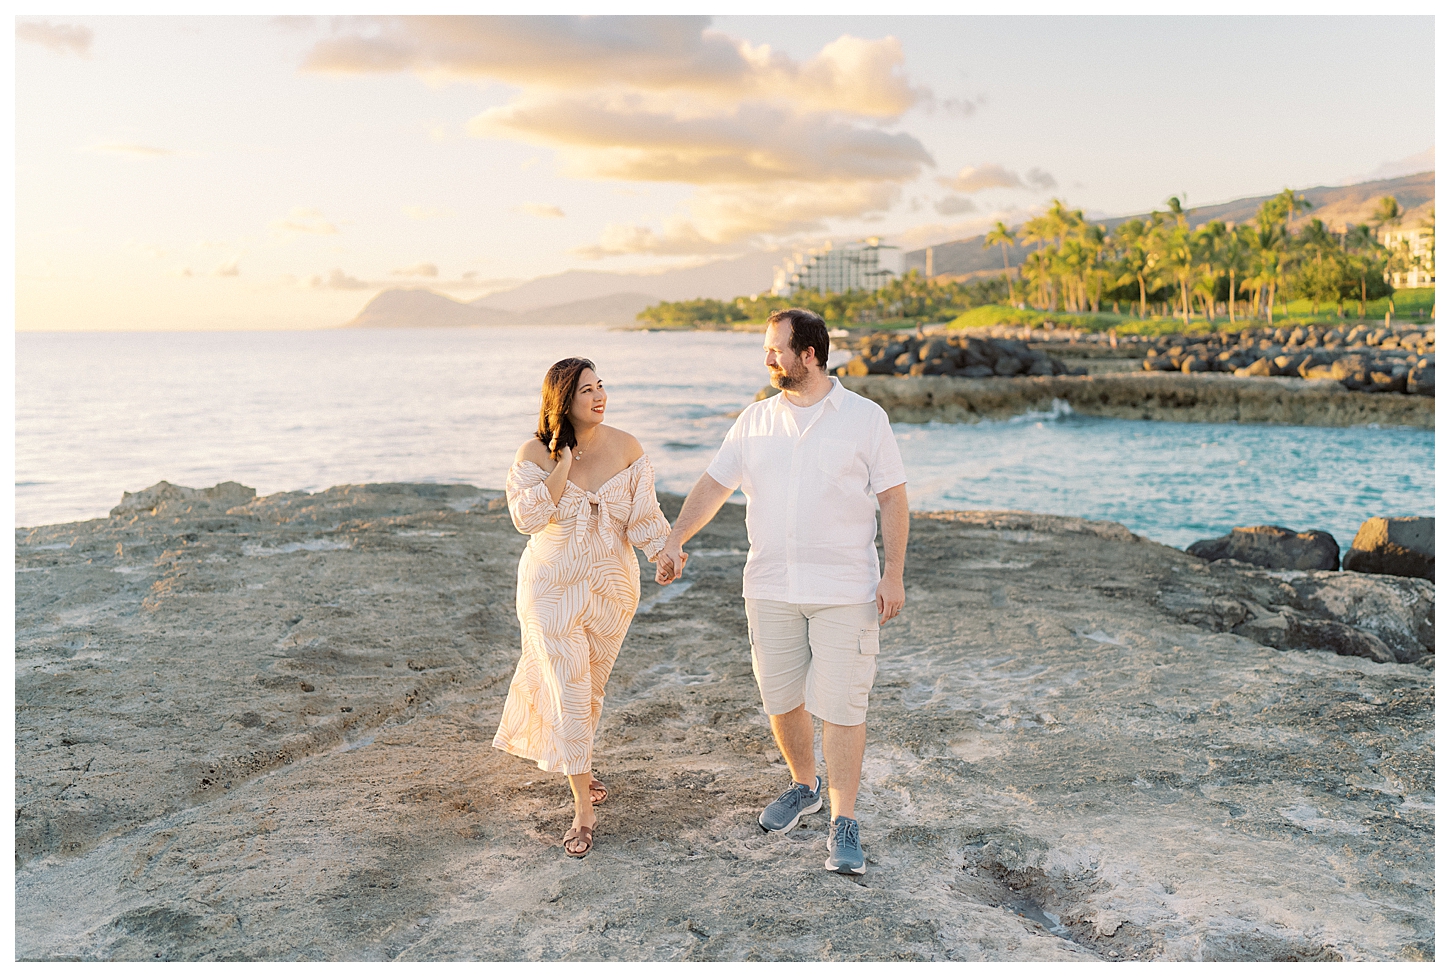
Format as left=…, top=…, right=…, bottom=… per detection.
left=875, top=483, right=909, bottom=623
left=656, top=473, right=735, bottom=583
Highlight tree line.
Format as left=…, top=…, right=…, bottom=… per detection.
left=991, top=190, right=1432, bottom=325
left=635, top=275, right=1009, bottom=327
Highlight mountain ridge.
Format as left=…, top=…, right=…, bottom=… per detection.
left=343, top=288, right=662, bottom=329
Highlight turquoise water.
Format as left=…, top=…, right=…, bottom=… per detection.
left=897, top=406, right=1434, bottom=553
left=13, top=327, right=1435, bottom=554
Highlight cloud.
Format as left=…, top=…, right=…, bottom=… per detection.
left=302, top=17, right=921, bottom=119
left=940, top=163, right=1057, bottom=194
left=471, top=96, right=932, bottom=185
left=213, top=257, right=240, bottom=277
left=516, top=202, right=565, bottom=219
left=311, top=268, right=371, bottom=290
left=391, top=262, right=438, bottom=277
left=308, top=18, right=934, bottom=259
left=169, top=266, right=194, bottom=278
left=1024, top=168, right=1057, bottom=191
left=270, top=207, right=339, bottom=235
left=403, top=206, right=450, bottom=220
left=17, top=21, right=92, bottom=56
left=88, top=143, right=176, bottom=159
left=934, top=196, right=976, bottom=216
left=576, top=181, right=900, bottom=257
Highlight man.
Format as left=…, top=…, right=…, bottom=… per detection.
left=656, top=307, right=909, bottom=875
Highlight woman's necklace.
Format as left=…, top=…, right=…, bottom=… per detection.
left=574, top=433, right=597, bottom=460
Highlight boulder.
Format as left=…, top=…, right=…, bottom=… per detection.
left=840, top=357, right=870, bottom=377
left=961, top=339, right=994, bottom=367
left=1407, top=362, right=1434, bottom=396
left=1159, top=561, right=1433, bottom=666
left=1186, top=525, right=1340, bottom=571
left=1244, top=356, right=1272, bottom=377
left=1181, top=355, right=1209, bottom=373
left=1342, top=517, right=1434, bottom=581
left=993, top=356, right=1023, bottom=376
left=1331, top=354, right=1370, bottom=389
left=922, top=337, right=952, bottom=361
left=111, top=480, right=257, bottom=518
left=1287, top=570, right=1434, bottom=663
left=1368, top=370, right=1407, bottom=394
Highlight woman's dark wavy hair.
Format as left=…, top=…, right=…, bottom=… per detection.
left=535, top=357, right=596, bottom=461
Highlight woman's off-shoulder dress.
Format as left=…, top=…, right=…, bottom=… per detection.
left=493, top=454, right=672, bottom=775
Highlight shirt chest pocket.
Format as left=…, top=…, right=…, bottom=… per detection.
left=817, top=437, right=858, bottom=477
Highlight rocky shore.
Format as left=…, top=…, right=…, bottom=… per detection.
left=822, top=374, right=1434, bottom=428
left=14, top=481, right=1434, bottom=961
left=1136, top=322, right=1433, bottom=396
left=831, top=322, right=1434, bottom=418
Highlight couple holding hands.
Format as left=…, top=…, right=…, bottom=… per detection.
left=493, top=308, right=909, bottom=874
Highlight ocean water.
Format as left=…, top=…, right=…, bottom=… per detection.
left=14, top=327, right=1435, bottom=553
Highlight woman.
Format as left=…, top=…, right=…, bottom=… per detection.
left=493, top=357, right=675, bottom=858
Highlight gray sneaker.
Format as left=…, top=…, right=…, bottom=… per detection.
left=758, top=776, right=822, bottom=833
left=824, top=816, right=865, bottom=874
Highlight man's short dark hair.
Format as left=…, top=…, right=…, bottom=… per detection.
left=768, top=308, right=829, bottom=372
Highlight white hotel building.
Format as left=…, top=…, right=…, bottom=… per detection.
left=771, top=238, right=904, bottom=296
left=1382, top=226, right=1435, bottom=289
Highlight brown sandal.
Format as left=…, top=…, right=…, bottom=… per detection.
left=562, top=824, right=594, bottom=857
left=589, top=777, right=608, bottom=806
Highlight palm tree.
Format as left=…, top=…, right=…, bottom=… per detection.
left=1372, top=196, right=1401, bottom=239
left=1263, top=188, right=1314, bottom=228
left=983, top=221, right=1017, bottom=306
left=1020, top=250, right=1052, bottom=310
left=1111, top=216, right=1163, bottom=319
left=1219, top=225, right=1254, bottom=324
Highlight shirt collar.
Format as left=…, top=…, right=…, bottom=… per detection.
left=770, top=376, right=844, bottom=414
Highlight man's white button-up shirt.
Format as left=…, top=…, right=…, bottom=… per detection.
left=706, top=378, right=907, bottom=605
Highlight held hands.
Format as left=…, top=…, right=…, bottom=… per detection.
left=654, top=537, right=688, bottom=585
left=876, top=573, right=905, bottom=624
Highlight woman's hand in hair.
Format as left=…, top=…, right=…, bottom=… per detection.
left=548, top=430, right=573, bottom=467
left=542, top=439, right=572, bottom=505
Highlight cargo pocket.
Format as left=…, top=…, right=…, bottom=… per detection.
left=849, top=627, right=880, bottom=716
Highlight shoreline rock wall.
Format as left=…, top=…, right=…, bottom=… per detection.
left=835, top=373, right=1434, bottom=428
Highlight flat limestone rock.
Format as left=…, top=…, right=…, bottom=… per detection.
left=838, top=374, right=1435, bottom=429
left=14, top=484, right=1434, bottom=961
left=1343, top=516, right=1434, bottom=581
left=1185, top=525, right=1340, bottom=572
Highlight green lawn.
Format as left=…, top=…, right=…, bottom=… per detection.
left=947, top=289, right=1435, bottom=336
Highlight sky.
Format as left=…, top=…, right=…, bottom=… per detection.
left=14, top=14, right=1436, bottom=331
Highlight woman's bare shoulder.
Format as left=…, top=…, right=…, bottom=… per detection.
left=515, top=438, right=552, bottom=468
left=602, top=426, right=644, bottom=464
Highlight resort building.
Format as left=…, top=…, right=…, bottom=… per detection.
left=771, top=238, right=904, bottom=296
left=1382, top=226, right=1435, bottom=289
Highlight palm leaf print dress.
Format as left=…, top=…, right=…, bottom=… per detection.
left=493, top=454, right=672, bottom=775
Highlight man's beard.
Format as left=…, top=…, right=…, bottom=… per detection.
left=770, top=359, right=810, bottom=390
